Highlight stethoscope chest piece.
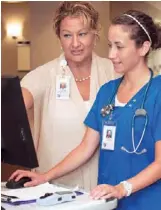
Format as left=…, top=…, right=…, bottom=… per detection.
left=134, top=108, right=147, bottom=117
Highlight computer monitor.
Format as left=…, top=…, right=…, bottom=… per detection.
left=1, top=76, right=39, bottom=169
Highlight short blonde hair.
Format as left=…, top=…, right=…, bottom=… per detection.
left=54, top=1, right=100, bottom=37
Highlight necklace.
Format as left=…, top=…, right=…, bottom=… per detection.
left=75, top=75, right=91, bottom=82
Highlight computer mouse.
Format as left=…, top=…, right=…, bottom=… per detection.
left=6, top=177, right=32, bottom=189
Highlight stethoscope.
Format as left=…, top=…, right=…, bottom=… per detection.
left=101, top=69, right=153, bottom=155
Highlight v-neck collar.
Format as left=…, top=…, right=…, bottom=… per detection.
left=64, top=53, right=99, bottom=103
left=114, top=75, right=153, bottom=108
left=58, top=53, right=100, bottom=122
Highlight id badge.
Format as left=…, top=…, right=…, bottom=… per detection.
left=56, top=75, right=71, bottom=100
left=102, top=121, right=116, bottom=150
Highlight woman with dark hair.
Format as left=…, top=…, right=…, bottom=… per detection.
left=10, top=10, right=161, bottom=210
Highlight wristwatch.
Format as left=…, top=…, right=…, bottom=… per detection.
left=120, top=181, right=133, bottom=196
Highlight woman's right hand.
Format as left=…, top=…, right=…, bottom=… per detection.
left=9, top=169, right=49, bottom=187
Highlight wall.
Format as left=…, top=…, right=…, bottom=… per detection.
left=1, top=2, right=30, bottom=78
left=2, top=1, right=110, bottom=73
left=94, top=1, right=110, bottom=58
left=110, top=1, right=161, bottom=21
left=29, top=1, right=59, bottom=69
left=2, top=1, right=161, bottom=76
left=2, top=1, right=161, bottom=75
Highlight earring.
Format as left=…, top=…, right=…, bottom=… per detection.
left=60, top=46, right=63, bottom=51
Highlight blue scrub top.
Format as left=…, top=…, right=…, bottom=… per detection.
left=84, top=75, right=161, bottom=210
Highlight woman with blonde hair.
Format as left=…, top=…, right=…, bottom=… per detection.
left=10, top=1, right=114, bottom=191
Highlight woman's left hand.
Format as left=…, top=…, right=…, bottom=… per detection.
left=90, top=184, right=126, bottom=200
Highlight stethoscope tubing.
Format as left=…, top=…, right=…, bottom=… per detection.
left=101, top=69, right=153, bottom=155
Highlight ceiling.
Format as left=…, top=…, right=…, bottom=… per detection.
left=2, top=1, right=24, bottom=2
left=2, top=1, right=161, bottom=13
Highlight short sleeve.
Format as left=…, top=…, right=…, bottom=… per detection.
left=21, top=65, right=49, bottom=100
left=152, top=89, right=161, bottom=142
left=84, top=88, right=101, bottom=132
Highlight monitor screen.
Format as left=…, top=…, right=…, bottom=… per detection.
left=1, top=76, right=39, bottom=169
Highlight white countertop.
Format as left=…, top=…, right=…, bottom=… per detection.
left=1, top=182, right=117, bottom=210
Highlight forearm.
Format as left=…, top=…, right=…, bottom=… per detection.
left=115, top=160, right=161, bottom=199
left=127, top=160, right=161, bottom=193
left=44, top=140, right=96, bottom=182
left=115, top=142, right=161, bottom=198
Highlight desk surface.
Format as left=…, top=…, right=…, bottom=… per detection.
left=1, top=183, right=117, bottom=210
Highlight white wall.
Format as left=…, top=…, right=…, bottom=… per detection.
left=2, top=1, right=160, bottom=75
left=1, top=2, right=30, bottom=77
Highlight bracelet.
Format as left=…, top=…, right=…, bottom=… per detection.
left=120, top=181, right=132, bottom=197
